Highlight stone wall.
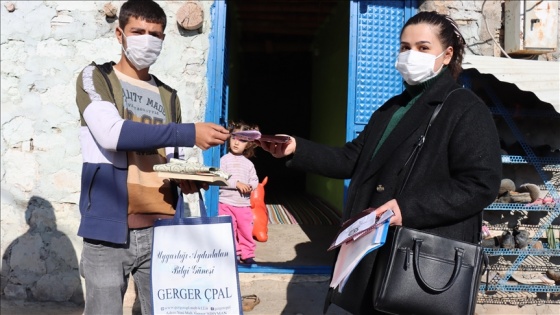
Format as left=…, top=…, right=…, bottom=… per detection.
left=1, top=0, right=214, bottom=302
left=420, top=0, right=560, bottom=61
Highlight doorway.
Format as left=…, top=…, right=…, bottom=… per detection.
left=227, top=0, right=342, bottom=193
left=210, top=0, right=418, bottom=270
left=233, top=51, right=311, bottom=192
left=224, top=0, right=348, bottom=269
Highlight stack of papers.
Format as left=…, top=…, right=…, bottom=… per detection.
left=153, top=159, right=231, bottom=186
left=328, top=209, right=394, bottom=250
left=328, top=209, right=394, bottom=292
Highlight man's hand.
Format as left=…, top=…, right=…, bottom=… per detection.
left=178, top=180, right=209, bottom=194
left=195, top=123, right=229, bottom=150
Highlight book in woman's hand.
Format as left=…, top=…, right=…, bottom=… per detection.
left=330, top=221, right=391, bottom=292
left=328, top=208, right=394, bottom=251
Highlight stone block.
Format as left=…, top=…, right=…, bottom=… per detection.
left=3, top=283, right=27, bottom=300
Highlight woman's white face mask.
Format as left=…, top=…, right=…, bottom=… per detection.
left=120, top=29, right=163, bottom=70
left=395, top=50, right=445, bottom=85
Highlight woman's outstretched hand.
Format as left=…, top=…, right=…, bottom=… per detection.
left=257, top=135, right=296, bottom=158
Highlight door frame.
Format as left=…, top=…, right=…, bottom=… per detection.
left=204, top=0, right=228, bottom=215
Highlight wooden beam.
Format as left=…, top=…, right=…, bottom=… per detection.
left=235, top=12, right=328, bottom=23
left=235, top=3, right=336, bottom=15
left=240, top=18, right=324, bottom=29
left=239, top=41, right=313, bottom=53
left=241, top=25, right=318, bottom=36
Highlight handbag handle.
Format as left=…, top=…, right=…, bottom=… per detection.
left=412, top=239, right=464, bottom=293
left=174, top=187, right=208, bottom=219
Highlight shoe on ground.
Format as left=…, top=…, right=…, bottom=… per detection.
left=239, top=257, right=257, bottom=265
left=500, top=231, right=515, bottom=249
left=511, top=271, right=555, bottom=285
left=481, top=237, right=500, bottom=249
left=495, top=191, right=512, bottom=203
left=546, top=269, right=560, bottom=284
left=517, top=183, right=541, bottom=202
left=242, top=294, right=260, bottom=312
left=514, top=230, right=530, bottom=249
left=499, top=178, right=516, bottom=195
left=495, top=191, right=531, bottom=203
left=509, top=191, right=532, bottom=203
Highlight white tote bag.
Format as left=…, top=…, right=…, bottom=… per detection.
left=151, top=193, right=242, bottom=315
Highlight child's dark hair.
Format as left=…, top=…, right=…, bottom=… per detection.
left=401, top=11, right=466, bottom=79
left=228, top=121, right=259, bottom=159
left=119, top=0, right=167, bottom=31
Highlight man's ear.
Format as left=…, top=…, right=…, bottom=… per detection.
left=116, top=27, right=124, bottom=45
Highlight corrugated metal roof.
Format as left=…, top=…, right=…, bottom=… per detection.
left=462, top=54, right=560, bottom=112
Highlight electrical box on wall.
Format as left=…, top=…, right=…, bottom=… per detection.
left=504, top=0, right=558, bottom=55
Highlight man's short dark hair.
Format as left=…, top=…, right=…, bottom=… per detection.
left=119, top=0, right=167, bottom=31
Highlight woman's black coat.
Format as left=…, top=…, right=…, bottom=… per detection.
left=286, top=70, right=502, bottom=314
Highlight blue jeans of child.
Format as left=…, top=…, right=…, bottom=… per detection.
left=80, top=227, right=153, bottom=315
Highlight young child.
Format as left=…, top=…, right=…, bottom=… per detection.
left=219, top=121, right=260, bottom=264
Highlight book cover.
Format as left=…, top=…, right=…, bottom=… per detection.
left=328, top=209, right=394, bottom=251
left=330, top=221, right=390, bottom=292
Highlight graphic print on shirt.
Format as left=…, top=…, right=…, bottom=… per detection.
left=123, top=85, right=166, bottom=125
left=116, top=70, right=174, bottom=218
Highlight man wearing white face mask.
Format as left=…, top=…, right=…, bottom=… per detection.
left=119, top=26, right=163, bottom=71
left=75, top=1, right=230, bottom=314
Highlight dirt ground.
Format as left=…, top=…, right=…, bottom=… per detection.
left=2, top=275, right=559, bottom=315
left=2, top=225, right=559, bottom=314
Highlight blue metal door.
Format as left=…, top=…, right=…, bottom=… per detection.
left=346, top=0, right=416, bottom=141
left=345, top=1, right=416, bottom=195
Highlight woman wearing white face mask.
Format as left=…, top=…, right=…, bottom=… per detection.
left=395, top=49, right=447, bottom=85
left=259, top=11, right=502, bottom=314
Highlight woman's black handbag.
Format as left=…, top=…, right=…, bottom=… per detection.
left=372, top=225, right=487, bottom=315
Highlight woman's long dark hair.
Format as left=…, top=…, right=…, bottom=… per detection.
left=401, top=11, right=466, bottom=79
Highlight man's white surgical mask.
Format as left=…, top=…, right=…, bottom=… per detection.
left=120, top=29, right=163, bottom=70
left=395, top=50, right=445, bottom=85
